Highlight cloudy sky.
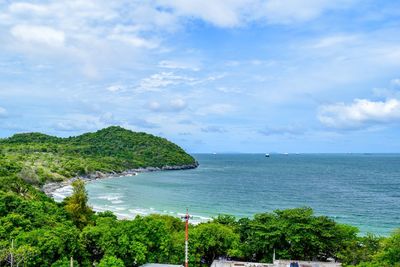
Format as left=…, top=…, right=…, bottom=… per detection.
left=1, top=0, right=400, bottom=153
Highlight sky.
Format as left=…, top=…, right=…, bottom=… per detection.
left=1, top=0, right=400, bottom=153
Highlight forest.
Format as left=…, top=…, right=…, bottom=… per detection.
left=0, top=126, right=197, bottom=185
left=0, top=178, right=399, bottom=266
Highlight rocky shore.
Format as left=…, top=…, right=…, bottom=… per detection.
left=42, top=162, right=199, bottom=197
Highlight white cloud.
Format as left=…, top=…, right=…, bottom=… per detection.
left=201, top=125, right=227, bottom=133
left=170, top=98, right=187, bottom=109
left=262, top=0, right=354, bottom=24
left=158, top=0, right=355, bottom=27
left=9, top=2, right=50, bottom=15
left=52, top=112, right=128, bottom=132
left=372, top=88, right=399, bottom=99
left=158, top=60, right=200, bottom=71
left=10, top=25, right=65, bottom=47
left=147, top=101, right=161, bottom=111
left=0, top=0, right=359, bottom=80
left=100, top=112, right=120, bottom=125
left=106, top=85, right=125, bottom=92
left=2, top=1, right=164, bottom=77
left=197, top=104, right=234, bottom=115
left=136, top=72, right=196, bottom=92
left=7, top=1, right=117, bottom=22
left=259, top=125, right=304, bottom=136
left=225, top=60, right=241, bottom=67
left=318, top=98, right=400, bottom=129
left=53, top=114, right=106, bottom=132
left=4, top=1, right=357, bottom=33
left=372, top=79, right=400, bottom=99
left=128, top=118, right=159, bottom=129
left=391, top=78, right=400, bottom=86
left=107, top=34, right=158, bottom=49
left=146, top=98, right=187, bottom=112
left=0, top=107, right=7, bottom=117
left=312, top=34, right=358, bottom=48
left=216, top=87, right=242, bottom=94
left=157, top=0, right=246, bottom=27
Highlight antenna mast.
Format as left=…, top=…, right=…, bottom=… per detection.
left=181, top=209, right=192, bottom=267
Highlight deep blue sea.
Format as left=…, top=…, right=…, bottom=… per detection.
left=54, top=154, right=400, bottom=235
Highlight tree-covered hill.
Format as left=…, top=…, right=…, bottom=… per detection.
left=0, top=126, right=197, bottom=185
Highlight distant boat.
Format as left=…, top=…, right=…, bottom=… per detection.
left=265, top=153, right=270, bottom=157
left=283, top=152, right=289, bottom=155
left=212, top=152, right=217, bottom=155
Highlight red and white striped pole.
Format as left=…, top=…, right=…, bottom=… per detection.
left=182, top=209, right=191, bottom=267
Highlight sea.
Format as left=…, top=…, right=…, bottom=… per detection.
left=52, top=153, right=400, bottom=236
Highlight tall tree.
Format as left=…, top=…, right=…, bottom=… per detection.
left=98, top=256, right=125, bottom=267
left=64, top=179, right=93, bottom=229
left=191, top=222, right=241, bottom=265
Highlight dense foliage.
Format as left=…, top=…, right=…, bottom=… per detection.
left=0, top=126, right=197, bottom=184
left=0, top=177, right=398, bottom=266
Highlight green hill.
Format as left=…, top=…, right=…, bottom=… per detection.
left=0, top=126, right=197, bottom=185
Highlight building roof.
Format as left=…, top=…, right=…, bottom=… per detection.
left=211, top=259, right=341, bottom=267
left=211, top=260, right=275, bottom=267
left=141, top=264, right=184, bottom=267
left=274, top=260, right=341, bottom=267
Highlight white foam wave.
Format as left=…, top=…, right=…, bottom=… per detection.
left=54, top=187, right=211, bottom=223
left=97, top=194, right=123, bottom=201
left=92, top=205, right=109, bottom=212
left=128, top=208, right=149, bottom=216
left=52, top=185, right=73, bottom=201
left=90, top=204, right=212, bottom=223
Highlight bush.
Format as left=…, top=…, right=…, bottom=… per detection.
left=98, top=256, right=125, bottom=267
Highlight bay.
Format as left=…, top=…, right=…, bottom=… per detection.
left=56, top=154, right=400, bottom=235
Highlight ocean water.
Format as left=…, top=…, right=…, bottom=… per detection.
left=53, top=154, right=400, bottom=235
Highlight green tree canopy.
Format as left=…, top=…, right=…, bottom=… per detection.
left=237, top=207, right=358, bottom=262
left=0, top=126, right=197, bottom=184
left=98, top=255, right=125, bottom=267
left=191, top=222, right=241, bottom=265
left=64, top=179, right=94, bottom=229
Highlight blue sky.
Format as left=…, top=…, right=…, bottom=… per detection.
left=1, top=0, right=400, bottom=153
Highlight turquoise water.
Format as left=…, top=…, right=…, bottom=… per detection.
left=55, top=154, right=400, bottom=235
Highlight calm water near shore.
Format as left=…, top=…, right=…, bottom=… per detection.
left=53, top=154, right=400, bottom=235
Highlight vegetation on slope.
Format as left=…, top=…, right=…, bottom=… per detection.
left=0, top=179, right=399, bottom=266
left=0, top=126, right=197, bottom=185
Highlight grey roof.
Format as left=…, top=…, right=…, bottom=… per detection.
left=211, top=260, right=341, bottom=267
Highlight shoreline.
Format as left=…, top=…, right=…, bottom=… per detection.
left=42, top=163, right=199, bottom=197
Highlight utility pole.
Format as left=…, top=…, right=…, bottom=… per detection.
left=70, top=256, right=73, bottom=267
left=273, top=249, right=276, bottom=262
left=10, top=240, right=14, bottom=267
left=3, top=239, right=35, bottom=267
left=181, top=209, right=192, bottom=267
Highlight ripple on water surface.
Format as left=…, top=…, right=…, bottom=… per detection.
left=56, top=154, right=400, bottom=235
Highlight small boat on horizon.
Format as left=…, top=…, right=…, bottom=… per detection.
left=265, top=153, right=270, bottom=157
